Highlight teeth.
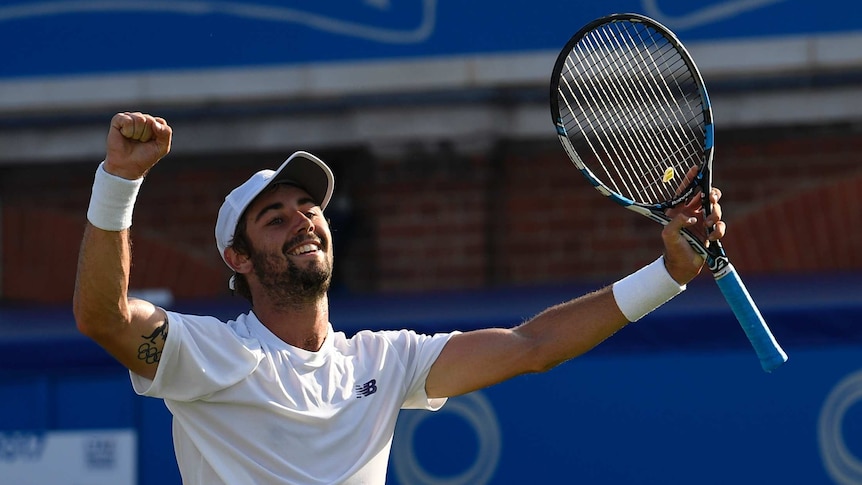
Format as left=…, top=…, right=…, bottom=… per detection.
left=290, top=244, right=318, bottom=256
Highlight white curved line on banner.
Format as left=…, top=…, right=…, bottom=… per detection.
left=392, top=391, right=502, bottom=485
left=641, top=0, right=788, bottom=30
left=818, top=369, right=862, bottom=485
left=0, top=0, right=436, bottom=44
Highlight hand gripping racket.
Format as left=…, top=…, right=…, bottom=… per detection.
left=549, top=13, right=787, bottom=372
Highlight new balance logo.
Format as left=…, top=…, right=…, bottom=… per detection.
left=355, top=379, right=378, bottom=398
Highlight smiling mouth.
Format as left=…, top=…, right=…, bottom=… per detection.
left=287, top=242, right=321, bottom=256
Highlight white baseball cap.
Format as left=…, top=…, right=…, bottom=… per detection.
left=215, top=151, right=335, bottom=271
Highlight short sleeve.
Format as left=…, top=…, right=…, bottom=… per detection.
left=130, top=311, right=263, bottom=401
left=374, top=329, right=459, bottom=410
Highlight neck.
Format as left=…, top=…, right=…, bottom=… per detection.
left=253, top=294, right=330, bottom=352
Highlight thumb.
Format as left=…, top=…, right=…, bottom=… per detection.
left=667, top=213, right=698, bottom=234
left=661, top=213, right=704, bottom=284
left=662, top=213, right=702, bottom=252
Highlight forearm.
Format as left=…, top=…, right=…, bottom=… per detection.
left=427, top=286, right=629, bottom=398
left=514, top=256, right=685, bottom=372
left=74, top=153, right=147, bottom=333
left=73, top=224, right=133, bottom=334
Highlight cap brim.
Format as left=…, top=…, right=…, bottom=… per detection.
left=270, top=151, right=334, bottom=211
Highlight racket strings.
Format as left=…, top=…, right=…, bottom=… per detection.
left=563, top=40, right=646, bottom=197
left=574, top=28, right=696, bottom=200
left=609, top=22, right=702, bottom=197
left=626, top=24, right=705, bottom=162
left=599, top=22, right=700, bottom=181
left=588, top=26, right=685, bottom=200
left=556, top=20, right=706, bottom=205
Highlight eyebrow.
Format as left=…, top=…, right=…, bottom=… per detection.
left=253, top=202, right=284, bottom=224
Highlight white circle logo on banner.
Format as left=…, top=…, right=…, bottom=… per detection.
left=819, top=369, right=862, bottom=485
left=392, top=391, right=501, bottom=485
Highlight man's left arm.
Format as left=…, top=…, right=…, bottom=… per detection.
left=425, top=285, right=625, bottom=398
left=425, top=189, right=725, bottom=399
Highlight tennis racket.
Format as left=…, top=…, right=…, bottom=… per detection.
left=549, top=13, right=787, bottom=372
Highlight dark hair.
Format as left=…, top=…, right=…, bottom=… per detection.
left=230, top=214, right=253, bottom=304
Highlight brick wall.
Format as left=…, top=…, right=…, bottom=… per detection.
left=2, top=124, right=861, bottom=304
left=712, top=126, right=862, bottom=273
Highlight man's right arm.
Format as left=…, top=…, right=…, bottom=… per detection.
left=73, top=112, right=173, bottom=380
left=74, top=224, right=167, bottom=379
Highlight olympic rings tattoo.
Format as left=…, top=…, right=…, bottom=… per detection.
left=137, top=321, right=169, bottom=365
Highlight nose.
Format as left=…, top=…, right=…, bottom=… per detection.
left=294, top=210, right=315, bottom=235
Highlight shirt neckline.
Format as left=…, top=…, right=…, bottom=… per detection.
left=247, top=311, right=334, bottom=367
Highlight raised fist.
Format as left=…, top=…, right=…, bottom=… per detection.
left=104, top=112, right=172, bottom=180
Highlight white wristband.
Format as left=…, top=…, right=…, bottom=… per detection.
left=86, top=161, right=143, bottom=231
left=612, top=256, right=686, bottom=322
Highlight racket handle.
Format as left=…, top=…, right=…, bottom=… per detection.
left=713, top=264, right=788, bottom=372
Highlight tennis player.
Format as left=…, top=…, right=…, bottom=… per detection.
left=74, top=112, right=725, bottom=484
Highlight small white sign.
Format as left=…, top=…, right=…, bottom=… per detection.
left=0, top=429, right=136, bottom=485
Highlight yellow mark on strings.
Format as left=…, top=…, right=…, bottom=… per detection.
left=661, top=167, right=675, bottom=183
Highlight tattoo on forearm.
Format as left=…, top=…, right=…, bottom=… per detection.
left=137, top=321, right=169, bottom=365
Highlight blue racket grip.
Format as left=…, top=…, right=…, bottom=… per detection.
left=713, top=264, right=788, bottom=372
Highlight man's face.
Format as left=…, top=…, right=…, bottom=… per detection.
left=241, top=184, right=333, bottom=305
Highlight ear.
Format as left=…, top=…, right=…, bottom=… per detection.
left=224, top=247, right=253, bottom=275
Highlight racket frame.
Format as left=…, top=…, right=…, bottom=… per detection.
left=549, top=13, right=787, bottom=372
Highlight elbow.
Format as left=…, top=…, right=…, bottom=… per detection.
left=72, top=291, right=125, bottom=340
left=514, top=331, right=584, bottom=375
left=72, top=296, right=98, bottom=338
left=72, top=286, right=92, bottom=334
left=72, top=291, right=87, bottom=334
left=74, top=314, right=97, bottom=339
left=502, top=326, right=591, bottom=377
left=517, top=337, right=570, bottom=375
left=526, top=355, right=567, bottom=375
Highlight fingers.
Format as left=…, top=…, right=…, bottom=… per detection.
left=661, top=212, right=704, bottom=284
left=110, top=111, right=172, bottom=157
left=673, top=165, right=699, bottom=197
left=705, top=187, right=724, bottom=241
left=151, top=116, right=173, bottom=153
left=112, top=112, right=144, bottom=141
left=664, top=211, right=697, bottom=236
left=105, top=112, right=172, bottom=179
left=112, top=112, right=169, bottom=143
left=709, top=221, right=726, bottom=241
left=661, top=211, right=700, bottom=256
left=660, top=185, right=728, bottom=284
left=710, top=187, right=722, bottom=203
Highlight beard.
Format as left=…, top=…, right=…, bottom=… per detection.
left=249, top=235, right=333, bottom=308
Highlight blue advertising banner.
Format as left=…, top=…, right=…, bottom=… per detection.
left=388, top=346, right=862, bottom=484
left=1, top=0, right=861, bottom=78
left=0, top=429, right=136, bottom=484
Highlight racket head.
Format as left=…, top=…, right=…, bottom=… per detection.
left=549, top=13, right=714, bottom=212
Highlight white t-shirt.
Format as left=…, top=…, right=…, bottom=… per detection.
left=130, top=310, right=456, bottom=485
